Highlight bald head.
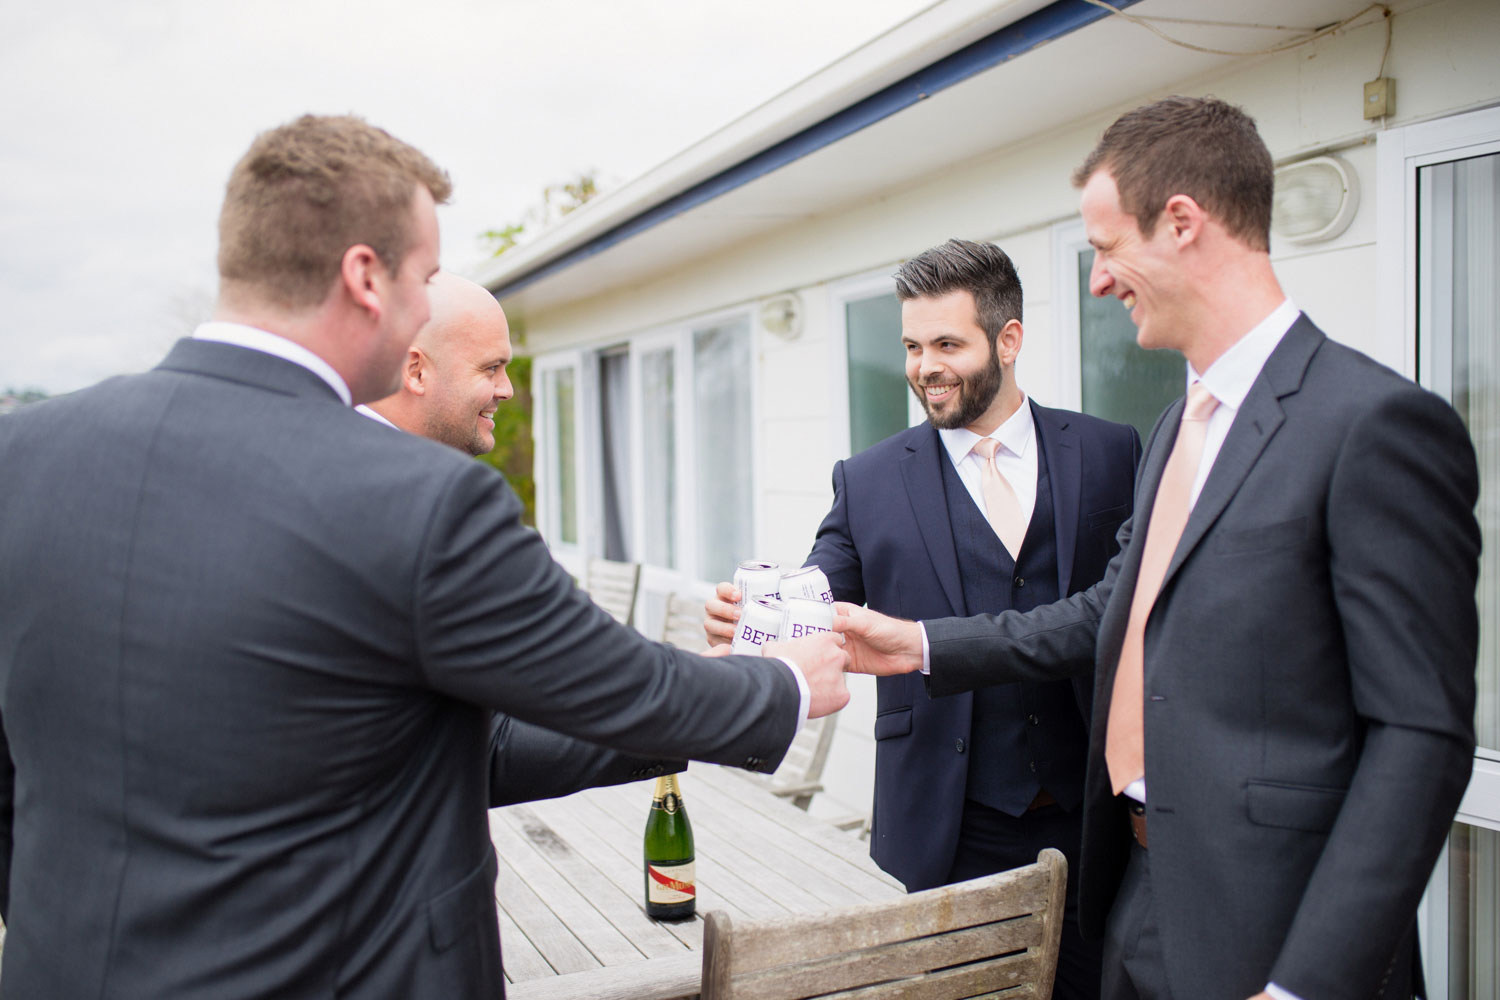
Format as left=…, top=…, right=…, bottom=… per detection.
left=367, top=272, right=514, bottom=455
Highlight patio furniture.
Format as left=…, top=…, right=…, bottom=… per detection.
left=700, top=848, right=1066, bottom=999
left=755, top=715, right=837, bottom=812
left=660, top=590, right=711, bottom=650
left=585, top=557, right=642, bottom=626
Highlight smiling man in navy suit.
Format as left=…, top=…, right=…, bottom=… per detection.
left=710, top=238, right=1141, bottom=1000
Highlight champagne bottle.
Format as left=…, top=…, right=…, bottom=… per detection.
left=643, top=774, right=696, bottom=920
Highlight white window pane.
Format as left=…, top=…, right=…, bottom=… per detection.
left=547, top=368, right=578, bottom=546
left=1421, top=152, right=1500, bottom=753
left=598, top=350, right=632, bottom=561
left=1448, top=822, right=1500, bottom=999
left=641, top=347, right=676, bottom=568
left=693, top=319, right=752, bottom=580
left=1077, top=247, right=1182, bottom=441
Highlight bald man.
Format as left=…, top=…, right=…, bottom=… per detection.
left=361, top=272, right=513, bottom=456
left=362, top=273, right=685, bottom=804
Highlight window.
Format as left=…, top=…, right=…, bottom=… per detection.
left=636, top=344, right=676, bottom=570
left=691, top=317, right=753, bottom=581
left=598, top=349, right=632, bottom=561
left=1381, top=103, right=1500, bottom=999
left=536, top=360, right=580, bottom=551
left=1053, top=220, right=1181, bottom=441
left=844, top=292, right=908, bottom=454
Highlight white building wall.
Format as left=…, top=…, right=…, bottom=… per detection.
left=518, top=0, right=1500, bottom=824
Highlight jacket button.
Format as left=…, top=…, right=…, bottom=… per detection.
left=1028, top=714, right=1039, bottom=726
left=1029, top=761, right=1037, bottom=772
left=955, top=739, right=966, bottom=754
left=1014, top=576, right=1024, bottom=587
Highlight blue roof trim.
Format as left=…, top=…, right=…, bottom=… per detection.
left=492, top=0, right=1143, bottom=300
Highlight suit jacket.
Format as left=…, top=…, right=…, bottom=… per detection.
left=806, top=400, right=1140, bottom=890
left=486, top=714, right=681, bottom=807
left=0, top=340, right=800, bottom=998
left=924, top=316, right=1480, bottom=1000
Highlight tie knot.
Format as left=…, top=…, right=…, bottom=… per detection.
left=972, top=437, right=1000, bottom=462
left=1184, top=382, right=1219, bottom=422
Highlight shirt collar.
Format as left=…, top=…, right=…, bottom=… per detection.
left=938, top=393, right=1034, bottom=466
left=192, top=321, right=352, bottom=406
left=1188, top=299, right=1300, bottom=411
left=355, top=404, right=398, bottom=429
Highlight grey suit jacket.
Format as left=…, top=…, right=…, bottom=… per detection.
left=923, top=316, right=1479, bottom=1000
left=0, top=339, right=798, bottom=998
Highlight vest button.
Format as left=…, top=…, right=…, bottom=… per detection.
left=1014, top=576, right=1024, bottom=587
left=955, top=739, right=966, bottom=754
left=1028, top=714, right=1040, bottom=726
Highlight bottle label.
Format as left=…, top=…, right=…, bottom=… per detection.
left=646, top=861, right=696, bottom=904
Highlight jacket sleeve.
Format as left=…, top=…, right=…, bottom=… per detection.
left=805, top=459, right=865, bottom=606
left=413, top=462, right=801, bottom=774
left=1269, top=387, right=1479, bottom=1000
left=487, top=713, right=684, bottom=807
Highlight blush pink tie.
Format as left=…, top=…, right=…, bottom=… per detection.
left=1105, top=382, right=1220, bottom=794
left=972, top=437, right=1026, bottom=560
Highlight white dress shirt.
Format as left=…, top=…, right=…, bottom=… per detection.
left=193, top=322, right=352, bottom=406
left=937, top=394, right=1039, bottom=532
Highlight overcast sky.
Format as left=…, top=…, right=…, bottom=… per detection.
left=1, top=0, right=932, bottom=394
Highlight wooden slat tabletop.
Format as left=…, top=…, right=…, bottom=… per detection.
left=492, top=764, right=902, bottom=1000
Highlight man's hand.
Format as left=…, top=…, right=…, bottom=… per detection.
left=832, top=603, right=924, bottom=676
left=766, top=632, right=849, bottom=718
left=704, top=582, right=739, bottom=647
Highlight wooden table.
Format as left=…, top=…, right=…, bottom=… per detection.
left=491, top=764, right=903, bottom=1000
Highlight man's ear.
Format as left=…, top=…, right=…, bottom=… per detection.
left=997, top=319, right=1023, bottom=369
left=402, top=347, right=429, bottom=395
left=1162, top=194, right=1206, bottom=247
left=340, top=244, right=384, bottom=321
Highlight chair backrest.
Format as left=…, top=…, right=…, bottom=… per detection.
left=700, top=848, right=1066, bottom=1000
left=756, top=714, right=838, bottom=810
left=660, top=590, right=710, bottom=650
left=584, top=557, right=642, bottom=626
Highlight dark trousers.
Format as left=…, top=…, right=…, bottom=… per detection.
left=1101, top=842, right=1173, bottom=1000
left=948, top=797, right=1102, bottom=1000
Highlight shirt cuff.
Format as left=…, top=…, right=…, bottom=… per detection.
left=919, top=621, right=932, bottom=675
left=1265, top=983, right=1304, bottom=1000
left=775, top=657, right=810, bottom=735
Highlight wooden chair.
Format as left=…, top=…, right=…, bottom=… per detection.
left=756, top=714, right=838, bottom=811
left=700, top=848, right=1066, bottom=1000
left=584, top=557, right=642, bottom=627
left=660, top=589, right=711, bottom=650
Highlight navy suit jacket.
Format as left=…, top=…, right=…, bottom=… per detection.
left=807, top=400, right=1140, bottom=890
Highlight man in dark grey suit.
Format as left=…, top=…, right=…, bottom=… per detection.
left=362, top=270, right=687, bottom=802
left=0, top=114, right=848, bottom=998
left=837, top=96, right=1480, bottom=1000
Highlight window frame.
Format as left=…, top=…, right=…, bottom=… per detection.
left=828, top=265, right=922, bottom=462
left=532, top=350, right=587, bottom=579
left=1377, top=102, right=1500, bottom=999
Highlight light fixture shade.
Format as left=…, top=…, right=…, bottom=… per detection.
left=1272, top=155, right=1359, bottom=244
left=759, top=293, right=802, bottom=340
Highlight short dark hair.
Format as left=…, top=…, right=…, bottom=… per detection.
left=1072, top=95, right=1273, bottom=252
left=218, top=114, right=453, bottom=309
left=892, top=239, right=1023, bottom=347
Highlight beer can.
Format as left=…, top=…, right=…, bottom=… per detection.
left=778, top=597, right=836, bottom=641
left=730, top=598, right=787, bottom=656
left=779, top=565, right=833, bottom=604
left=733, top=560, right=781, bottom=607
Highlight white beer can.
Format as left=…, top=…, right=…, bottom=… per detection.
left=733, top=560, right=781, bottom=607
left=778, top=597, right=836, bottom=641
left=730, top=598, right=787, bottom=656
left=778, top=565, right=833, bottom=604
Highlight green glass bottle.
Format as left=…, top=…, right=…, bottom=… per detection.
left=643, top=774, right=696, bottom=920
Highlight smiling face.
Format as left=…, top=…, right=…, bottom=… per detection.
left=418, top=295, right=513, bottom=456
left=1080, top=169, right=1186, bottom=354
left=902, top=289, right=1007, bottom=432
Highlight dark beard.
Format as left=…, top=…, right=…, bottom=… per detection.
left=910, top=345, right=1004, bottom=430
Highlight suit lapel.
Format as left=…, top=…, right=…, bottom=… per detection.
left=1158, top=316, right=1324, bottom=591
left=1032, top=401, right=1081, bottom=596
left=900, top=424, right=967, bottom=616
